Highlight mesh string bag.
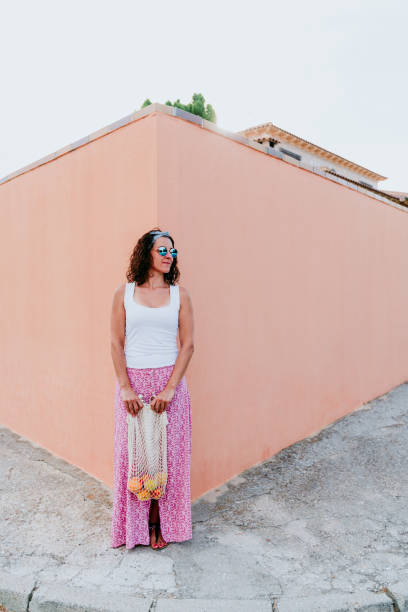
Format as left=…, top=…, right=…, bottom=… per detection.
left=126, top=386, right=169, bottom=501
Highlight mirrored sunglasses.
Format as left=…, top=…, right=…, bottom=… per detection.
left=157, top=246, right=178, bottom=258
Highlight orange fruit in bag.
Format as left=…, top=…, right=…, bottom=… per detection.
left=127, top=476, right=143, bottom=493
left=151, top=488, right=163, bottom=499
left=136, top=488, right=150, bottom=501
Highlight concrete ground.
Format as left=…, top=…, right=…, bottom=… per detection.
left=1, top=380, right=408, bottom=612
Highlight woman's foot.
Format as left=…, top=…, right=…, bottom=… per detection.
left=149, top=500, right=168, bottom=549
left=149, top=522, right=159, bottom=549
left=156, top=524, right=168, bottom=549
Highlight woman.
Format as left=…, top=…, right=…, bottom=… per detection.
left=110, top=228, right=194, bottom=550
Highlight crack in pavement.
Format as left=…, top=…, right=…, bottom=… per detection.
left=26, top=580, right=39, bottom=611
left=379, top=585, right=401, bottom=611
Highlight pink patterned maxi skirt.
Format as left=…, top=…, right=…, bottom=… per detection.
left=111, top=365, right=192, bottom=548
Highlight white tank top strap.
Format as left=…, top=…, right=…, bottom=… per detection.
left=124, top=281, right=134, bottom=306
left=169, top=283, right=174, bottom=304
left=172, top=283, right=180, bottom=310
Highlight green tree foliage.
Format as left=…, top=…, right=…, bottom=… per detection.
left=140, top=93, right=216, bottom=123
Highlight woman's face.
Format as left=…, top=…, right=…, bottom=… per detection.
left=150, top=237, right=174, bottom=275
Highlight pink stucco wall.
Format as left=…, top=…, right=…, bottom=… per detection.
left=1, top=109, right=407, bottom=500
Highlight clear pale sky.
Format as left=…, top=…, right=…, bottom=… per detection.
left=1, top=0, right=407, bottom=191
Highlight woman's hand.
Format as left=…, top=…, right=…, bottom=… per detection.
left=150, top=386, right=176, bottom=414
left=120, top=386, right=144, bottom=416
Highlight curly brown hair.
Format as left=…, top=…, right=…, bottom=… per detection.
left=125, top=227, right=180, bottom=286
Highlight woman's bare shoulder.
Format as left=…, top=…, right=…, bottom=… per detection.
left=177, top=285, right=192, bottom=302
left=112, top=283, right=127, bottom=301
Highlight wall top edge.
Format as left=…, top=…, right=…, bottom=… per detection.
left=0, top=102, right=405, bottom=214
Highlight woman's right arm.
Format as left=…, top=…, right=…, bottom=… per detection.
left=110, top=284, right=142, bottom=415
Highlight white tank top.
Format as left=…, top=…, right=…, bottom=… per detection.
left=123, top=281, right=180, bottom=368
